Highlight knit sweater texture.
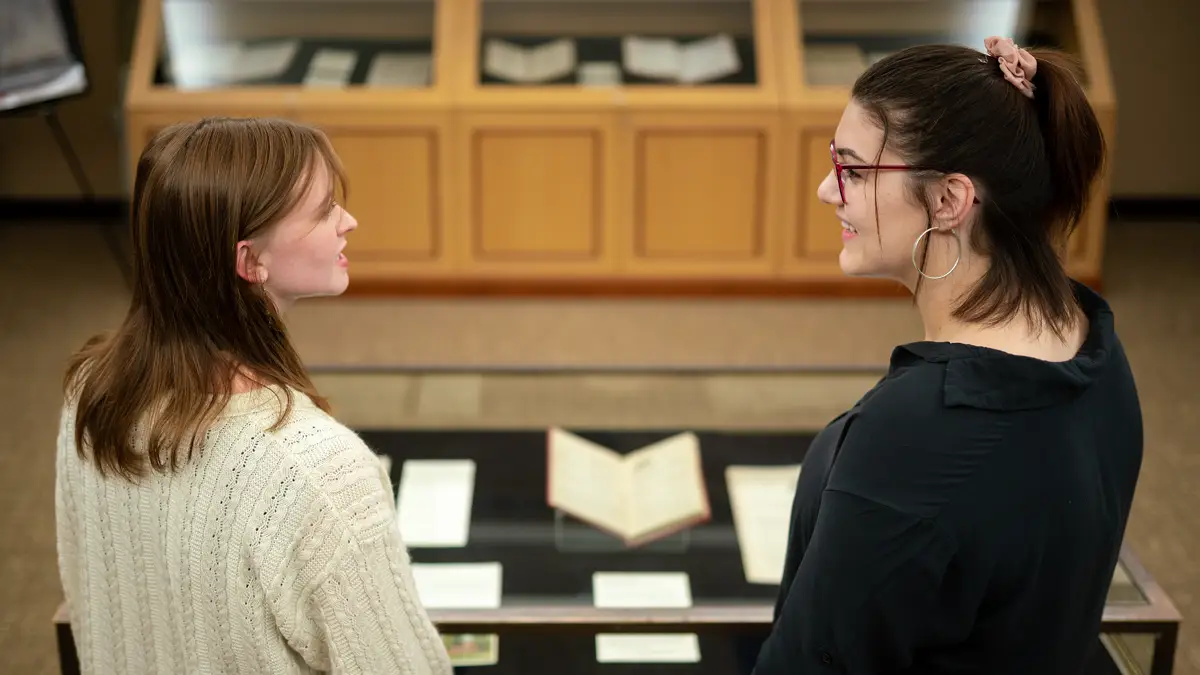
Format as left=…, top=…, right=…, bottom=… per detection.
left=55, top=385, right=454, bottom=675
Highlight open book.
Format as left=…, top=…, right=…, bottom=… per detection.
left=546, top=428, right=711, bottom=547
left=622, top=34, right=741, bottom=84
left=483, top=38, right=576, bottom=84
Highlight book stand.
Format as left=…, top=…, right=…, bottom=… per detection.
left=552, top=508, right=692, bottom=554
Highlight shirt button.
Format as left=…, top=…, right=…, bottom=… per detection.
left=821, top=652, right=834, bottom=665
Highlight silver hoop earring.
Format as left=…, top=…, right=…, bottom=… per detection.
left=911, top=226, right=961, bottom=280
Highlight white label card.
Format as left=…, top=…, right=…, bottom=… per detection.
left=592, top=571, right=692, bottom=609
left=410, top=562, right=502, bottom=609
left=396, top=459, right=476, bottom=548
left=596, top=634, right=701, bottom=663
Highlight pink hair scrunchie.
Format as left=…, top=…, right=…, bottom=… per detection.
left=984, top=36, right=1037, bottom=99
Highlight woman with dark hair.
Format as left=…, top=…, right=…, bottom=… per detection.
left=56, top=117, right=453, bottom=674
left=751, top=38, right=1142, bottom=674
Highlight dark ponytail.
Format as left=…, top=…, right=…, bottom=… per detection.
left=851, top=43, right=1107, bottom=340
left=1027, top=49, right=1106, bottom=245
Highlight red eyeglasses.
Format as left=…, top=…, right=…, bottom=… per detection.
left=829, top=140, right=980, bottom=205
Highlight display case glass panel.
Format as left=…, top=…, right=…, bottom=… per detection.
left=476, top=0, right=761, bottom=87
left=797, top=0, right=1085, bottom=88
left=156, top=0, right=438, bottom=90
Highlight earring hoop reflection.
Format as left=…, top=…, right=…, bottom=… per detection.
left=911, top=226, right=961, bottom=280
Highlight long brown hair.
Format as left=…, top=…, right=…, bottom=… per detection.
left=64, top=117, right=346, bottom=482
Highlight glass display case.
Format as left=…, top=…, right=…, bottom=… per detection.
left=123, top=0, right=1115, bottom=294
left=773, top=0, right=1116, bottom=286
left=52, top=366, right=1178, bottom=674
left=54, top=425, right=1183, bottom=675
left=155, top=0, right=438, bottom=90
left=474, top=0, right=761, bottom=88
left=795, top=0, right=1084, bottom=87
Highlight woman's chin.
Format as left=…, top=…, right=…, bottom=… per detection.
left=838, top=248, right=871, bottom=277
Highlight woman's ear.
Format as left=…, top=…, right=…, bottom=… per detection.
left=235, top=241, right=268, bottom=284
left=931, top=173, right=978, bottom=229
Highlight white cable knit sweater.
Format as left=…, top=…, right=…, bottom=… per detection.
left=55, top=385, right=454, bottom=675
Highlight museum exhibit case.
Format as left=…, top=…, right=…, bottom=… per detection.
left=55, top=426, right=1182, bottom=674
left=52, top=366, right=1180, bottom=673
left=124, top=0, right=1117, bottom=294
left=773, top=0, right=1117, bottom=286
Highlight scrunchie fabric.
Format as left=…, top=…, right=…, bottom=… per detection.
left=984, top=36, right=1037, bottom=99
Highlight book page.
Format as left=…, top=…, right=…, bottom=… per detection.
left=726, top=465, right=802, bottom=584
left=482, top=39, right=528, bottom=82
left=592, top=571, right=692, bottom=608
left=410, top=562, right=502, bottom=609
left=679, top=33, right=740, bottom=84
left=526, top=38, right=576, bottom=83
left=625, top=433, right=707, bottom=540
left=621, top=36, right=681, bottom=80
left=547, top=428, right=629, bottom=536
left=366, top=52, right=432, bottom=87
left=396, top=459, right=475, bottom=548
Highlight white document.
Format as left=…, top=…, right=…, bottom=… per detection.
left=578, top=61, right=622, bottom=87
left=805, top=44, right=870, bottom=86
left=396, top=459, right=476, bottom=548
left=304, top=49, right=357, bottom=87
left=366, top=52, right=432, bottom=87
left=410, top=562, right=502, bottom=609
left=596, top=634, right=701, bottom=663
left=726, top=465, right=802, bottom=584
left=622, top=33, right=740, bottom=84
left=592, top=571, right=699, bottom=663
left=592, top=571, right=693, bottom=608
left=483, top=38, right=576, bottom=84
left=171, top=43, right=241, bottom=88
left=235, top=41, right=298, bottom=81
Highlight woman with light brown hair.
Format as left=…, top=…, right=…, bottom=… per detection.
left=55, top=117, right=453, bottom=675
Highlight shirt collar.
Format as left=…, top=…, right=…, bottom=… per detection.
left=887, top=281, right=1116, bottom=411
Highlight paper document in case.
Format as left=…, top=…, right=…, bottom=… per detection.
left=578, top=61, right=622, bottom=87
left=410, top=562, right=502, bottom=609
left=546, top=428, right=710, bottom=547
left=592, top=571, right=699, bottom=663
left=726, top=464, right=802, bottom=584
left=304, top=49, right=357, bottom=87
left=595, top=634, right=701, bottom=664
left=622, top=34, right=740, bottom=84
left=592, top=571, right=693, bottom=609
left=483, top=38, right=576, bottom=84
left=366, top=53, right=432, bottom=88
left=804, top=44, right=870, bottom=86
left=396, top=459, right=476, bottom=548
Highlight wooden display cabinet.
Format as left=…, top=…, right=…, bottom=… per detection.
left=774, top=0, right=1116, bottom=289
left=124, top=0, right=460, bottom=283
left=454, top=0, right=784, bottom=282
left=125, top=0, right=1116, bottom=295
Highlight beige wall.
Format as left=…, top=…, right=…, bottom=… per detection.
left=0, top=0, right=1197, bottom=199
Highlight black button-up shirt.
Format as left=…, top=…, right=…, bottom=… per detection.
left=752, top=282, right=1143, bottom=674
